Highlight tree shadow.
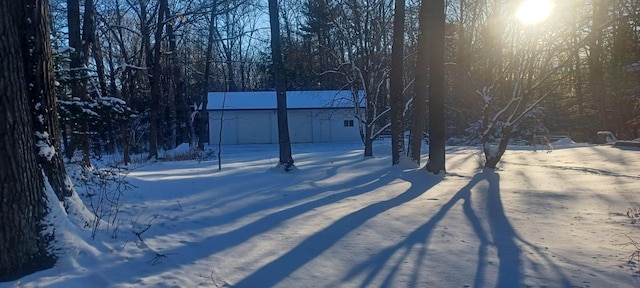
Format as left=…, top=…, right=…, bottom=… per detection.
left=232, top=169, right=443, bottom=287
left=342, top=170, right=572, bottom=288
left=104, top=159, right=415, bottom=286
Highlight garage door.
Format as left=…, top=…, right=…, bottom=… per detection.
left=236, top=111, right=272, bottom=144
left=289, top=111, right=313, bottom=143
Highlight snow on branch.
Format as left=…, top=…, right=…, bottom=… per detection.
left=371, top=123, right=391, bottom=140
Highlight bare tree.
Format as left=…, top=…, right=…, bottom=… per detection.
left=147, top=0, right=169, bottom=160
left=408, top=0, right=428, bottom=165
left=390, top=0, right=406, bottom=165
left=66, top=0, right=95, bottom=167
left=199, top=1, right=218, bottom=150
left=424, top=0, right=446, bottom=174
left=587, top=0, right=609, bottom=131
left=269, top=0, right=294, bottom=169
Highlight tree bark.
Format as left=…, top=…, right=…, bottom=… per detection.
left=0, top=0, right=56, bottom=280
left=166, top=4, right=180, bottom=150
left=390, top=0, right=406, bottom=165
left=148, top=0, right=169, bottom=160
left=23, top=0, right=74, bottom=200
left=588, top=0, right=608, bottom=131
left=110, top=0, right=132, bottom=164
left=425, top=0, right=446, bottom=174
left=200, top=1, right=217, bottom=150
left=409, top=0, right=429, bottom=165
left=66, top=0, right=94, bottom=167
left=269, top=0, right=294, bottom=169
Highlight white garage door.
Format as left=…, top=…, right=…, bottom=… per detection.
left=236, top=111, right=272, bottom=144
left=289, top=111, right=313, bottom=143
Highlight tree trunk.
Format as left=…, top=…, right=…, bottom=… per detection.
left=166, top=5, right=180, bottom=150
left=588, top=0, right=608, bottom=131
left=269, top=0, right=294, bottom=169
left=0, top=0, right=56, bottom=280
left=409, top=0, right=429, bottom=165
left=389, top=0, right=406, bottom=165
left=200, top=1, right=217, bottom=150
left=93, top=29, right=117, bottom=154
left=148, top=0, right=168, bottom=160
left=112, top=0, right=131, bottom=164
left=425, top=0, right=446, bottom=174
left=484, top=125, right=513, bottom=169
left=23, top=0, right=74, bottom=200
left=66, top=0, right=94, bottom=167
left=224, top=9, right=237, bottom=91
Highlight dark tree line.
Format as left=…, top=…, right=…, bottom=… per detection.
left=40, top=0, right=640, bottom=169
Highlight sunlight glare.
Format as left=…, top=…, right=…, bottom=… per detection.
left=516, top=0, right=553, bottom=25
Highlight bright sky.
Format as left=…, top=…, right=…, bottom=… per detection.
left=516, top=0, right=554, bottom=25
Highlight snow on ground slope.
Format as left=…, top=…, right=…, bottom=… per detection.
left=4, top=142, right=640, bottom=288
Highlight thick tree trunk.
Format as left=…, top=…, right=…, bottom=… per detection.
left=269, top=0, right=294, bottom=169
left=0, top=0, right=56, bottom=280
left=425, top=0, right=446, bottom=174
left=23, top=0, right=73, bottom=200
left=389, top=0, right=406, bottom=165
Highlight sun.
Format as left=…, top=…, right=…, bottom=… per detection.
left=516, top=0, right=553, bottom=25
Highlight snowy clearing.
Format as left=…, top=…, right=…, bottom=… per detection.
left=4, top=141, right=640, bottom=288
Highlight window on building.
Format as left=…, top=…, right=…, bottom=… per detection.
left=344, top=119, right=354, bottom=127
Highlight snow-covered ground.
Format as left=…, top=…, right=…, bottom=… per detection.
left=4, top=141, right=640, bottom=288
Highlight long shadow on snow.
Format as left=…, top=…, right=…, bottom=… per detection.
left=136, top=155, right=392, bottom=238
left=106, top=158, right=402, bottom=286
left=233, top=169, right=443, bottom=287
left=343, top=171, right=572, bottom=288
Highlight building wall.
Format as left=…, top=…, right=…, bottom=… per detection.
left=208, top=108, right=361, bottom=145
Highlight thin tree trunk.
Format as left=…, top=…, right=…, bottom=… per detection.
left=93, top=32, right=108, bottom=98
left=390, top=0, right=406, bottom=165
left=225, top=10, right=237, bottom=91
left=66, top=0, right=94, bottom=167
left=148, top=0, right=169, bottom=160
left=113, top=0, right=131, bottom=164
left=218, top=93, right=227, bottom=171
left=92, top=33, right=116, bottom=154
left=588, top=0, right=608, bottom=131
left=409, top=0, right=429, bottom=165
left=269, top=0, right=294, bottom=168
left=200, top=1, right=217, bottom=150
left=166, top=5, right=179, bottom=150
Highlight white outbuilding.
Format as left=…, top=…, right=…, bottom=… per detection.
left=207, top=90, right=365, bottom=145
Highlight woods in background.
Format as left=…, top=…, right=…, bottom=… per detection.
left=43, top=0, right=640, bottom=164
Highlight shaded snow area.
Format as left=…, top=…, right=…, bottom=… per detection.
left=4, top=141, right=640, bottom=287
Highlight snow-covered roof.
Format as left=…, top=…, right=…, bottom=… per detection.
left=206, top=90, right=365, bottom=110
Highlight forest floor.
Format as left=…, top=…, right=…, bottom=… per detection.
left=4, top=140, right=640, bottom=287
